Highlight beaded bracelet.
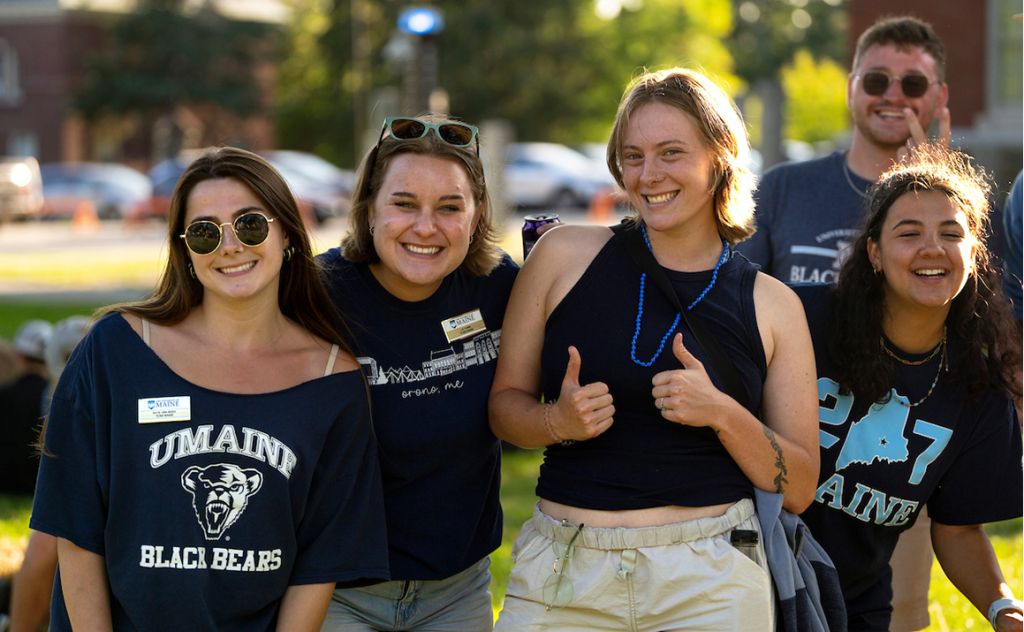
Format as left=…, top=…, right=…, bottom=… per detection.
left=543, top=400, right=575, bottom=446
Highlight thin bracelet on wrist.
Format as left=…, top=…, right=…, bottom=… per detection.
left=543, top=400, right=575, bottom=446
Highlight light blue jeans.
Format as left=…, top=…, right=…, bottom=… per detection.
left=320, top=556, right=493, bottom=632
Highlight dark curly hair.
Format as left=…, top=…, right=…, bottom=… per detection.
left=827, top=144, right=1021, bottom=404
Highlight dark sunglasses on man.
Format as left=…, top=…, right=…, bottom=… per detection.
left=852, top=71, right=940, bottom=98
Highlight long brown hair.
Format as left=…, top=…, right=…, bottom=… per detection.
left=828, top=144, right=1021, bottom=404
left=105, top=147, right=354, bottom=353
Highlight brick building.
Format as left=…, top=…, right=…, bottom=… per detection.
left=0, top=0, right=287, bottom=171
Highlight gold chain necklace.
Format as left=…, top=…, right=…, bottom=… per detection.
left=881, top=326, right=949, bottom=408
left=880, top=325, right=946, bottom=365
left=898, top=343, right=947, bottom=408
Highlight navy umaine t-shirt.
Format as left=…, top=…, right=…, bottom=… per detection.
left=793, top=283, right=1023, bottom=631
left=32, top=314, right=389, bottom=631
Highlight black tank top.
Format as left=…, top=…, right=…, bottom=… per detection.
left=537, top=233, right=766, bottom=510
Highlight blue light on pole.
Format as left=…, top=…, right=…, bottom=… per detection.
left=398, top=7, right=444, bottom=35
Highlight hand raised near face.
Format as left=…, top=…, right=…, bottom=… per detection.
left=898, top=106, right=951, bottom=161
left=547, top=346, right=614, bottom=443
left=651, top=333, right=730, bottom=430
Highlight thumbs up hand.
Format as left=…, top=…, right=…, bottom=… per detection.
left=651, top=333, right=728, bottom=430
left=549, top=346, right=615, bottom=443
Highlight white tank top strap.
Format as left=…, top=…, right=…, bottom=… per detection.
left=324, top=344, right=340, bottom=377
left=142, top=318, right=152, bottom=348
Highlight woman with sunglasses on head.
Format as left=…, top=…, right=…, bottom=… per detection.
left=317, top=114, right=519, bottom=631
left=489, top=68, right=820, bottom=631
left=792, top=145, right=1023, bottom=632
left=30, top=147, right=389, bottom=632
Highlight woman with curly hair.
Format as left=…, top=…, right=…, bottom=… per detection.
left=793, top=144, right=1023, bottom=632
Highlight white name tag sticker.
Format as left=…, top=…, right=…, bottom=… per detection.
left=138, top=397, right=192, bottom=424
left=441, top=309, right=487, bottom=343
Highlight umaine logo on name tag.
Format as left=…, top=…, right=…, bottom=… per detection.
left=138, top=396, right=191, bottom=424
left=441, top=309, right=486, bottom=343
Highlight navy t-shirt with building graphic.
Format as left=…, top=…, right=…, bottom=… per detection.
left=794, top=283, right=1023, bottom=632
left=31, top=313, right=389, bottom=631
left=319, top=249, right=519, bottom=581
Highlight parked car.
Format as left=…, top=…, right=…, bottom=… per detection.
left=148, top=150, right=351, bottom=224
left=501, top=143, right=617, bottom=208
left=0, top=156, right=43, bottom=222
left=259, top=150, right=354, bottom=223
left=39, top=162, right=152, bottom=219
left=575, top=142, right=610, bottom=166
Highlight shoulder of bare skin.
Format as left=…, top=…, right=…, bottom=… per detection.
left=120, top=312, right=144, bottom=338
left=530, top=224, right=612, bottom=265
left=122, top=311, right=359, bottom=375
left=522, top=225, right=614, bottom=317
left=753, top=272, right=807, bottom=365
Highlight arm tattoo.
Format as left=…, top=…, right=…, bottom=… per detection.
left=763, top=425, right=788, bottom=493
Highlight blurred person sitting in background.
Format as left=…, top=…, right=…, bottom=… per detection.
left=0, top=337, right=18, bottom=386
left=7, top=316, right=91, bottom=632
left=0, top=319, right=53, bottom=497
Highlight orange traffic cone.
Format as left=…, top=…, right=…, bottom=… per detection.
left=71, top=199, right=100, bottom=232
left=587, top=187, right=615, bottom=223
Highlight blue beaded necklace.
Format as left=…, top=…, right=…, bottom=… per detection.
left=629, top=224, right=729, bottom=367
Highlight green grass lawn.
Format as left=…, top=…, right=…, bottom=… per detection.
left=0, top=302, right=104, bottom=340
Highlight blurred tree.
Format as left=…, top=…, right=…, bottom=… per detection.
left=275, top=0, right=738, bottom=166
left=73, top=0, right=272, bottom=161
left=275, top=0, right=401, bottom=168
left=781, top=49, right=848, bottom=144
left=727, top=0, right=849, bottom=167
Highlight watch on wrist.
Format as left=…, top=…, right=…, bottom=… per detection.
left=988, top=597, right=1024, bottom=629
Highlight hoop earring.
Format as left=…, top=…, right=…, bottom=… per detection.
left=188, top=263, right=196, bottom=279
left=469, top=233, right=475, bottom=244
left=369, top=225, right=375, bottom=236
left=283, top=246, right=295, bottom=262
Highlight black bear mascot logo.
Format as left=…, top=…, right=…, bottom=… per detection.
left=181, top=463, right=263, bottom=540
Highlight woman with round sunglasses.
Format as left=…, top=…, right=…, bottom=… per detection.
left=792, top=145, right=1023, bottom=632
left=30, top=147, right=389, bottom=632
left=317, top=114, right=520, bottom=631
left=489, top=68, right=819, bottom=630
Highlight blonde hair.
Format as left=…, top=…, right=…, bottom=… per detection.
left=607, top=68, right=757, bottom=246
